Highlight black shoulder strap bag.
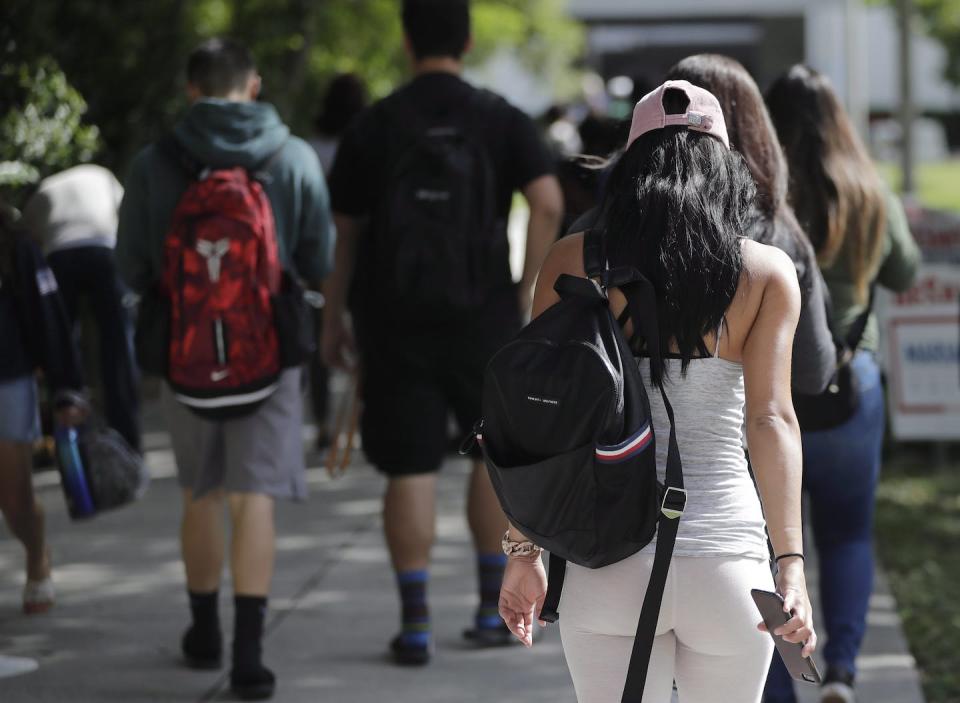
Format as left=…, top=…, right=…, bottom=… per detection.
left=793, top=286, right=875, bottom=431
left=540, top=229, right=686, bottom=702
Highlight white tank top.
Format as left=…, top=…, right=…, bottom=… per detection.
left=637, top=354, right=768, bottom=559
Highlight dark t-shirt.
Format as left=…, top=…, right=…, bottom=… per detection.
left=329, top=72, right=553, bottom=222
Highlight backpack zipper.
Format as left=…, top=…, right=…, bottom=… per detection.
left=459, top=419, right=484, bottom=455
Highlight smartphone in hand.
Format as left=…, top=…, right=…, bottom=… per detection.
left=751, top=589, right=822, bottom=684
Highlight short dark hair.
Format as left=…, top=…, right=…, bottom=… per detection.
left=187, top=38, right=256, bottom=97
left=402, top=0, right=470, bottom=60
left=315, top=73, right=368, bottom=136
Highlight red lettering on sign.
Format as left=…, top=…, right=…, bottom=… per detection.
left=894, top=276, right=960, bottom=306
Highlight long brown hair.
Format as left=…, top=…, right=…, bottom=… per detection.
left=667, top=54, right=788, bottom=219
left=766, top=64, right=886, bottom=302
left=666, top=54, right=810, bottom=259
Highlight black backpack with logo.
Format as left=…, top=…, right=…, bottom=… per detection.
left=367, top=91, right=505, bottom=322
left=473, top=229, right=686, bottom=702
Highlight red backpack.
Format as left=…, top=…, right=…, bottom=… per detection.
left=161, top=137, right=283, bottom=418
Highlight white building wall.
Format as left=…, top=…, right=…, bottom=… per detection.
left=567, top=0, right=960, bottom=115
left=568, top=0, right=836, bottom=20
left=569, top=0, right=858, bottom=112
left=866, top=6, right=960, bottom=113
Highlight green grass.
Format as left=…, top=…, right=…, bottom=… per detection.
left=875, top=451, right=960, bottom=703
left=878, top=160, right=960, bottom=213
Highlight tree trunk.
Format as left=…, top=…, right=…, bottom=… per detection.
left=897, top=0, right=916, bottom=197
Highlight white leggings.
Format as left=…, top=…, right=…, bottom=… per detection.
left=559, top=553, right=775, bottom=703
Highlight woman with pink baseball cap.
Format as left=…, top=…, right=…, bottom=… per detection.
left=498, top=81, right=816, bottom=701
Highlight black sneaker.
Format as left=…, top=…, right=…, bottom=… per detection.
left=230, top=664, right=276, bottom=701
left=462, top=621, right=517, bottom=648
left=181, top=626, right=222, bottom=670
left=820, top=666, right=855, bottom=703
left=389, top=634, right=432, bottom=666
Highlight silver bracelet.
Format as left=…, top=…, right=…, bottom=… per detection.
left=501, top=531, right=543, bottom=559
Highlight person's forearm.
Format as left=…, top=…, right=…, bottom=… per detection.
left=507, top=523, right=530, bottom=543
left=323, top=214, right=359, bottom=314
left=520, top=206, right=561, bottom=296
left=747, top=416, right=804, bottom=557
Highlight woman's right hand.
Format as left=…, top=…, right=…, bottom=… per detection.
left=759, top=558, right=818, bottom=658
left=498, top=556, right=548, bottom=648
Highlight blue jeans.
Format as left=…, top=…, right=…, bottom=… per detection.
left=764, top=352, right=885, bottom=701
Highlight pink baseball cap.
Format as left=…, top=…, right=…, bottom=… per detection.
left=626, top=80, right=729, bottom=149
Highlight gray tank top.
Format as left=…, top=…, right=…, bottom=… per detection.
left=637, top=346, right=768, bottom=559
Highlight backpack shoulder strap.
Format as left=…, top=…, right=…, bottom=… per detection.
left=382, top=94, right=433, bottom=147
left=538, top=553, right=567, bottom=623
left=542, top=270, right=686, bottom=703
left=582, top=228, right=605, bottom=280
left=843, top=283, right=877, bottom=352
left=463, top=88, right=502, bottom=136
left=251, top=141, right=287, bottom=184
left=613, top=274, right=686, bottom=701
left=159, top=133, right=204, bottom=180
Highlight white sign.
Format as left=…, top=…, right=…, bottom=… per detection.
left=881, top=264, right=960, bottom=440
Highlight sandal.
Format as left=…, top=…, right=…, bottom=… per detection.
left=22, top=578, right=55, bottom=615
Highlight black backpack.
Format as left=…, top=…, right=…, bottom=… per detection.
left=473, top=229, right=686, bottom=702
left=369, top=91, right=504, bottom=321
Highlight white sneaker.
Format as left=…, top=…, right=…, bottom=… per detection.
left=22, top=578, right=55, bottom=615
left=820, top=681, right=855, bottom=703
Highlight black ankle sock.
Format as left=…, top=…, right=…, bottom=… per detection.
left=188, top=590, right=220, bottom=638
left=233, top=595, right=268, bottom=674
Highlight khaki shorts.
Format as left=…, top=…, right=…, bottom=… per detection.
left=161, top=368, right=306, bottom=500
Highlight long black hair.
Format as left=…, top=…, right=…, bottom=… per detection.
left=597, top=88, right=754, bottom=370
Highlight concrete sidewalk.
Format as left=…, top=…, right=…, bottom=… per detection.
left=0, top=427, right=925, bottom=702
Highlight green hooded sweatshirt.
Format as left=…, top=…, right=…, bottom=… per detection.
left=116, top=99, right=333, bottom=292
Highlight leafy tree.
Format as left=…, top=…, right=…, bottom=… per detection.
left=870, top=0, right=960, bottom=86
left=0, top=58, right=101, bottom=207
left=913, top=0, right=960, bottom=85
left=3, top=0, right=582, bottom=175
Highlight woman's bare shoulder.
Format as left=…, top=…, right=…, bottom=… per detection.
left=739, top=238, right=799, bottom=295
left=726, top=239, right=800, bottom=350
left=541, top=232, right=588, bottom=281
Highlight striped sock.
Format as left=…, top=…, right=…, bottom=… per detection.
left=397, top=570, right=430, bottom=648
left=476, top=553, right=507, bottom=630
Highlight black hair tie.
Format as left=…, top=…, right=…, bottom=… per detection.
left=775, top=552, right=805, bottom=563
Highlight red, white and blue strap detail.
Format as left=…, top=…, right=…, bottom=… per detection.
left=596, top=423, right=653, bottom=463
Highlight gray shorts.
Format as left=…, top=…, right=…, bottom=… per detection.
left=161, top=368, right=307, bottom=500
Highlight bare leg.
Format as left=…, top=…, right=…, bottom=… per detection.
left=383, top=474, right=437, bottom=572
left=228, top=493, right=275, bottom=596
left=0, top=441, right=50, bottom=582
left=180, top=488, right=226, bottom=592
left=467, top=460, right=506, bottom=553
left=227, top=493, right=276, bottom=696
